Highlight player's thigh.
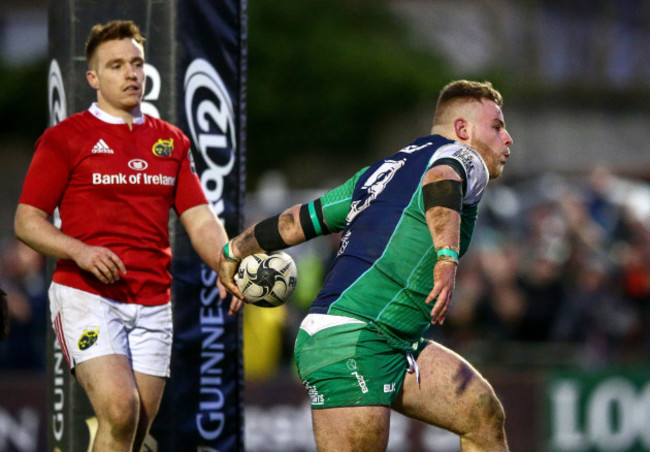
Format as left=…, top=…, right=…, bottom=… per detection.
left=392, top=340, right=500, bottom=435
left=133, top=371, right=166, bottom=420
left=312, top=405, right=391, bottom=452
left=75, top=354, right=139, bottom=420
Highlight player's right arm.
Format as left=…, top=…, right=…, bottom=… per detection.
left=16, top=128, right=127, bottom=284
left=218, top=167, right=368, bottom=312
left=217, top=202, right=305, bottom=313
left=14, top=203, right=126, bottom=284
left=218, top=201, right=333, bottom=312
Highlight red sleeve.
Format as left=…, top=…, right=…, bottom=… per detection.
left=18, top=127, right=71, bottom=215
left=173, top=137, right=209, bottom=215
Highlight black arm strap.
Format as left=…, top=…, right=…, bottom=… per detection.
left=430, top=158, right=467, bottom=195
left=254, top=215, right=288, bottom=252
left=299, top=199, right=330, bottom=240
left=422, top=180, right=463, bottom=212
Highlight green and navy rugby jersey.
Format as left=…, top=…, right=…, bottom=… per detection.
left=309, top=134, right=489, bottom=347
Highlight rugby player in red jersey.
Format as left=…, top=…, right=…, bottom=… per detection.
left=15, top=20, right=231, bottom=451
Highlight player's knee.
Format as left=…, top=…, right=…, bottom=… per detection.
left=466, top=381, right=506, bottom=436
left=472, top=384, right=506, bottom=433
left=482, top=389, right=505, bottom=427
left=101, top=391, right=140, bottom=439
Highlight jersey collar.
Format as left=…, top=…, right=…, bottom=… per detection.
left=89, top=103, right=145, bottom=125
left=465, top=143, right=490, bottom=182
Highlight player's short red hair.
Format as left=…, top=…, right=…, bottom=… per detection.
left=85, top=20, right=145, bottom=67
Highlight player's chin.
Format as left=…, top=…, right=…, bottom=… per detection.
left=121, top=94, right=142, bottom=107
left=490, top=164, right=506, bottom=179
left=123, top=99, right=141, bottom=109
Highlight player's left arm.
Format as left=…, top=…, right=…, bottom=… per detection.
left=179, top=204, right=239, bottom=311
left=179, top=204, right=229, bottom=272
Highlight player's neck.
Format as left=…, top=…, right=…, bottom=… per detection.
left=95, top=100, right=142, bottom=129
left=431, top=125, right=459, bottom=143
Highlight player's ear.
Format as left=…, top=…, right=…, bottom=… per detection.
left=86, top=69, right=99, bottom=90
left=454, top=118, right=469, bottom=141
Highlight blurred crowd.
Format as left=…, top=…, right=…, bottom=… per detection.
left=442, top=166, right=650, bottom=368
left=3, top=167, right=650, bottom=376
left=539, top=0, right=650, bottom=86
left=0, top=238, right=47, bottom=370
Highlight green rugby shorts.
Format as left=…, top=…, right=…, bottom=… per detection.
left=294, top=314, right=428, bottom=409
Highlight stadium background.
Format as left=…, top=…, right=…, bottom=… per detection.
left=2, top=0, right=650, bottom=450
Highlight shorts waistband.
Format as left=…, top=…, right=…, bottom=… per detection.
left=299, top=313, right=366, bottom=336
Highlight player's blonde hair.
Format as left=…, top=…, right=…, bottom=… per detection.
left=432, top=80, right=503, bottom=126
left=85, top=20, right=145, bottom=67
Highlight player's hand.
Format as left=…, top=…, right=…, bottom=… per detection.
left=425, top=260, right=457, bottom=325
left=73, top=245, right=127, bottom=284
left=217, top=252, right=245, bottom=315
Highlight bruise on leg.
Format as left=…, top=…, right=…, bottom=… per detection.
left=394, top=341, right=509, bottom=450
left=453, top=361, right=475, bottom=395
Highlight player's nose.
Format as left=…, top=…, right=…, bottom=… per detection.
left=502, top=129, right=513, bottom=146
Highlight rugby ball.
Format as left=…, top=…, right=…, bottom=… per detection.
left=235, top=252, right=297, bottom=307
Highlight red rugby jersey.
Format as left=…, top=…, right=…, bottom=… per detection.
left=19, top=104, right=208, bottom=305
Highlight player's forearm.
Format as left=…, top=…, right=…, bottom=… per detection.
left=190, top=223, right=229, bottom=272
left=181, top=204, right=229, bottom=272
left=14, top=203, right=86, bottom=261
left=230, top=204, right=304, bottom=259
left=426, top=207, right=461, bottom=253
left=278, top=204, right=307, bottom=246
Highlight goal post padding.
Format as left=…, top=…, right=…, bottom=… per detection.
left=47, top=1, right=246, bottom=450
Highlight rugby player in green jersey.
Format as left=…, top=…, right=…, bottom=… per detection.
left=220, top=80, right=512, bottom=451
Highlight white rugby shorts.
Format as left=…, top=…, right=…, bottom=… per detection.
left=49, top=282, right=173, bottom=377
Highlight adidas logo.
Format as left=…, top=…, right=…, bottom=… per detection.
left=91, top=139, right=114, bottom=154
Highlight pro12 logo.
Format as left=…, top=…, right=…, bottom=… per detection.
left=184, top=58, right=237, bottom=221
left=48, top=59, right=67, bottom=126
left=142, top=63, right=161, bottom=119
